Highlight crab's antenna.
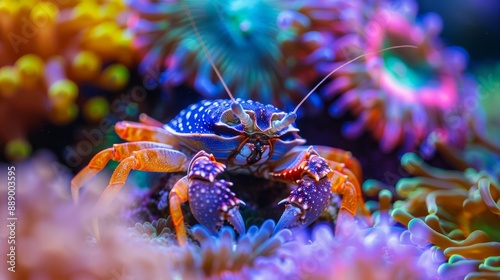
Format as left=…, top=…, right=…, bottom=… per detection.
left=181, top=1, right=254, bottom=129
left=180, top=1, right=235, bottom=102
left=292, top=45, right=418, bottom=115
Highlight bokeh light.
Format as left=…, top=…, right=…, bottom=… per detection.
left=322, top=0, right=480, bottom=153
left=0, top=0, right=135, bottom=161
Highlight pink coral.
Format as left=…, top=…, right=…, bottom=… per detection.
left=322, top=0, right=478, bottom=153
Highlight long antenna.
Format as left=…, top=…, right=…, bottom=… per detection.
left=180, top=1, right=236, bottom=102
left=292, top=45, right=417, bottom=114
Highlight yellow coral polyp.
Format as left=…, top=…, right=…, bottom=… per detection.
left=30, top=2, right=58, bottom=25
left=117, top=30, right=133, bottom=48
left=5, top=139, right=32, bottom=161
left=0, top=66, right=20, bottom=97
left=83, top=96, right=109, bottom=122
left=50, top=102, right=79, bottom=125
left=84, top=22, right=122, bottom=54
left=15, top=54, right=44, bottom=87
left=0, top=0, right=135, bottom=160
left=72, top=1, right=101, bottom=22
left=101, top=0, right=125, bottom=19
left=99, top=64, right=129, bottom=90
left=0, top=1, right=20, bottom=16
left=71, top=50, right=102, bottom=81
left=48, top=79, right=79, bottom=109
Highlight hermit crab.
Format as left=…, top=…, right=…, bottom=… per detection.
left=71, top=3, right=413, bottom=245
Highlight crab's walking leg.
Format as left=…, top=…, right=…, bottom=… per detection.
left=324, top=159, right=371, bottom=222
left=71, top=142, right=175, bottom=203
left=92, top=147, right=187, bottom=240
left=327, top=170, right=360, bottom=236
left=313, top=145, right=362, bottom=187
left=139, top=113, right=164, bottom=127
left=114, top=120, right=177, bottom=145
left=169, top=176, right=189, bottom=246
left=314, top=145, right=370, bottom=222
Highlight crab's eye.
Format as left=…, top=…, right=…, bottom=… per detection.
left=221, top=110, right=241, bottom=126
left=270, top=114, right=286, bottom=123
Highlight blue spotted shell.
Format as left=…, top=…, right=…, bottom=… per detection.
left=164, top=99, right=305, bottom=162
left=167, top=99, right=289, bottom=135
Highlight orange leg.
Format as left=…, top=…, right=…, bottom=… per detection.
left=114, top=120, right=177, bottom=146
left=313, top=145, right=363, bottom=183
left=71, top=142, right=175, bottom=203
left=325, top=159, right=371, bottom=221
left=327, top=169, right=373, bottom=238
left=169, top=176, right=189, bottom=246
left=328, top=170, right=356, bottom=228
left=92, top=147, right=188, bottom=241
left=139, top=113, right=164, bottom=127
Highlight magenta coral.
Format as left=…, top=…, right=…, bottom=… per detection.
left=322, top=0, right=479, bottom=153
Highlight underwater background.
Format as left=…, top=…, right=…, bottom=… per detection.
left=0, top=0, right=499, bottom=279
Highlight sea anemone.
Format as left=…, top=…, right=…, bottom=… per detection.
left=0, top=151, right=448, bottom=279
left=423, top=63, right=500, bottom=176
left=275, top=0, right=364, bottom=110
left=322, top=0, right=478, bottom=153
left=426, top=125, right=500, bottom=178
left=0, top=151, right=298, bottom=279
left=187, top=219, right=296, bottom=278
left=0, top=151, right=180, bottom=279
left=129, top=0, right=353, bottom=110
left=391, top=153, right=500, bottom=280
left=0, top=0, right=134, bottom=161
left=127, top=217, right=180, bottom=246
left=289, top=221, right=442, bottom=279
left=129, top=0, right=285, bottom=103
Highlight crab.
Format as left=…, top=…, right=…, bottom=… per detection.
left=71, top=97, right=369, bottom=245
left=70, top=2, right=416, bottom=245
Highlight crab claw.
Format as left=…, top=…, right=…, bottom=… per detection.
left=189, top=179, right=246, bottom=234
left=187, top=151, right=245, bottom=234
left=274, top=177, right=331, bottom=233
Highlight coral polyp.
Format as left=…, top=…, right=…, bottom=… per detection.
left=323, top=0, right=478, bottom=152
left=130, top=0, right=285, bottom=102
left=289, top=223, right=442, bottom=279
left=129, top=0, right=353, bottom=109
left=0, top=0, right=134, bottom=160
left=391, top=153, right=500, bottom=280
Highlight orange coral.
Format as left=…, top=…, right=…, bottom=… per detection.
left=0, top=0, right=135, bottom=160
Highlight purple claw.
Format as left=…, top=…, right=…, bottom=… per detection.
left=189, top=179, right=245, bottom=234
left=187, top=151, right=245, bottom=234
left=274, top=177, right=331, bottom=233
left=226, top=206, right=246, bottom=235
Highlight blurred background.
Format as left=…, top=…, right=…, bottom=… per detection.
left=418, top=0, right=500, bottom=63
